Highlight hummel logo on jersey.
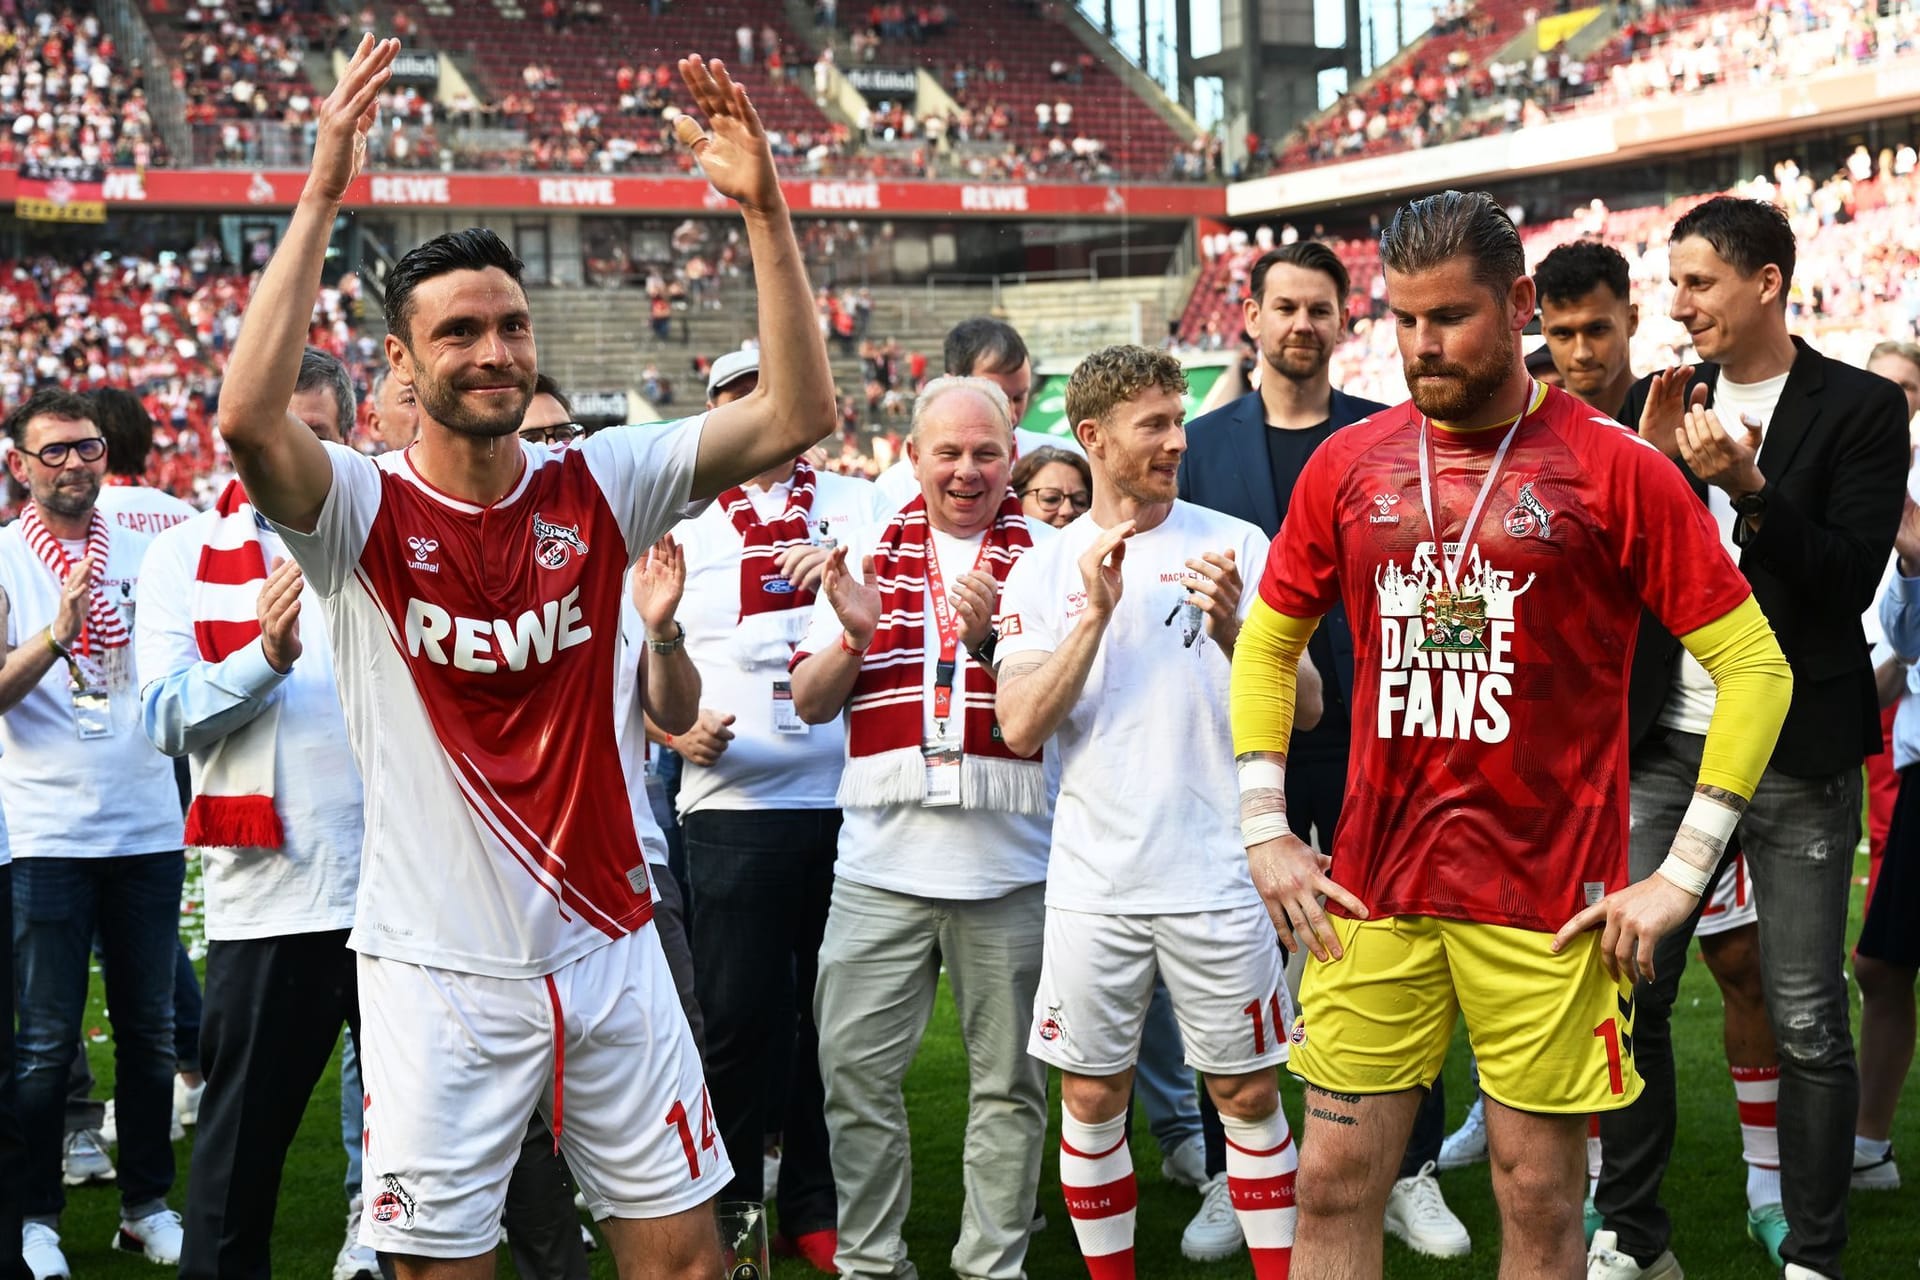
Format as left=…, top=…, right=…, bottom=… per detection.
left=1503, top=481, right=1554, bottom=540
left=406, top=536, right=441, bottom=573
left=1369, top=493, right=1402, bottom=524
left=532, top=512, right=589, bottom=570
left=404, top=586, right=593, bottom=673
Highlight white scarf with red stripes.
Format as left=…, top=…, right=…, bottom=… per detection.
left=830, top=491, right=1047, bottom=814
left=182, top=480, right=285, bottom=850
left=17, top=503, right=129, bottom=690
left=723, top=462, right=826, bottom=669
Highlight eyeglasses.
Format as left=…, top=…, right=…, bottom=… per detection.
left=15, top=437, right=107, bottom=467
left=519, top=422, right=584, bottom=445
left=1021, top=485, right=1091, bottom=511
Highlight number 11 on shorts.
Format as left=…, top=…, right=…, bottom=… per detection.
left=666, top=1085, right=717, bottom=1180
left=1244, top=993, right=1286, bottom=1055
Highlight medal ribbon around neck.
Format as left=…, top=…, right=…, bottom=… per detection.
left=1416, top=378, right=1544, bottom=593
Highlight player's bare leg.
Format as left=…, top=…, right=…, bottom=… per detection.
left=1202, top=1068, right=1297, bottom=1279
left=1702, top=924, right=1776, bottom=1067
left=1290, top=1084, right=1421, bottom=1279
left=1482, top=1098, right=1585, bottom=1279
left=601, top=1202, right=726, bottom=1279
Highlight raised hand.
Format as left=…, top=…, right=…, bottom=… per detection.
left=630, top=535, right=687, bottom=637
left=1677, top=401, right=1764, bottom=497
left=258, top=556, right=304, bottom=674
left=1077, top=520, right=1132, bottom=619
left=307, top=34, right=400, bottom=204
left=1184, top=549, right=1242, bottom=646
left=822, top=545, right=882, bottom=648
left=775, top=542, right=833, bottom=595
left=951, top=569, right=998, bottom=650
left=1638, top=367, right=1702, bottom=458
left=52, top=558, right=91, bottom=650
left=674, top=55, right=780, bottom=214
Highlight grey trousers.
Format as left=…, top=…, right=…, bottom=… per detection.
left=814, top=878, right=1047, bottom=1280
left=1596, top=730, right=1860, bottom=1276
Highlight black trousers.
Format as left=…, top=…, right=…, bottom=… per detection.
left=1200, top=755, right=1446, bottom=1179
left=502, top=1117, right=590, bottom=1280
left=1, top=866, right=29, bottom=1280
left=179, top=929, right=359, bottom=1280
left=684, top=808, right=839, bottom=1236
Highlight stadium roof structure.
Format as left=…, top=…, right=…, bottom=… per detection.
left=1229, top=54, right=1920, bottom=218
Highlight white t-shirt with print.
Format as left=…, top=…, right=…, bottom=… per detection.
left=0, top=521, right=184, bottom=858
left=996, top=501, right=1268, bottom=914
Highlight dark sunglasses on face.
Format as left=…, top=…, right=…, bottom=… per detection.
left=519, top=422, right=585, bottom=445
left=1022, top=485, right=1091, bottom=511
left=16, top=437, right=107, bottom=467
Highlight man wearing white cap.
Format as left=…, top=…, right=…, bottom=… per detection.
left=669, top=345, right=881, bottom=1266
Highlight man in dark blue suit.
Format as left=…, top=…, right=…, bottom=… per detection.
left=1178, top=242, right=1471, bottom=1264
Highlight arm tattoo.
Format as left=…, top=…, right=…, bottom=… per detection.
left=994, top=656, right=1047, bottom=685
left=1695, top=784, right=1749, bottom=809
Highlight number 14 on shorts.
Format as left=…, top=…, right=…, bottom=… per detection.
left=666, top=1085, right=718, bottom=1180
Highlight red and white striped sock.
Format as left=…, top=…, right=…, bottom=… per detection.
left=1731, top=1065, right=1781, bottom=1209
left=1060, top=1111, right=1136, bottom=1280
left=1587, top=1114, right=1603, bottom=1196
left=1222, top=1108, right=1297, bottom=1279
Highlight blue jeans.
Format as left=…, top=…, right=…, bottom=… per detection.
left=1, top=865, right=30, bottom=1279
left=13, top=852, right=184, bottom=1220
left=1597, top=731, right=1860, bottom=1274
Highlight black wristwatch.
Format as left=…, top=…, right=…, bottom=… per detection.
left=970, top=627, right=1000, bottom=669
left=1731, top=483, right=1771, bottom=519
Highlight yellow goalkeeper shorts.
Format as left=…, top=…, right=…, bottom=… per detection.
left=1286, top=914, right=1642, bottom=1114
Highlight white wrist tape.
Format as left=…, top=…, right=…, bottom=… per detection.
left=1241, top=813, right=1293, bottom=847
left=1654, top=792, right=1742, bottom=897
left=1237, top=759, right=1286, bottom=793
left=1653, top=853, right=1714, bottom=897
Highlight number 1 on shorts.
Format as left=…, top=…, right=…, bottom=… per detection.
left=666, top=1085, right=717, bottom=1180
left=1243, top=992, right=1285, bottom=1055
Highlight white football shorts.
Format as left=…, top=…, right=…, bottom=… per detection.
left=356, top=925, right=728, bottom=1257
left=1028, top=902, right=1290, bottom=1077
left=1695, top=851, right=1757, bottom=938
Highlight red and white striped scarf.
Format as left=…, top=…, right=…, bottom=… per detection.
left=17, top=503, right=128, bottom=685
left=182, top=479, right=285, bottom=850
left=720, top=459, right=819, bottom=619
left=829, top=490, right=1047, bottom=814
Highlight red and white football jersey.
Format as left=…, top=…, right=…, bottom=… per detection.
left=278, top=421, right=705, bottom=978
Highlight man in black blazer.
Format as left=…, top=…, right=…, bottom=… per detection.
left=1590, top=197, right=1909, bottom=1280
left=1179, top=243, right=1474, bottom=1263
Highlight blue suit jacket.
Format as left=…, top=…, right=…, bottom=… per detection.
left=1178, top=385, right=1387, bottom=730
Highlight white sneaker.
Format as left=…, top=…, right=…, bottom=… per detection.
left=113, top=1207, right=185, bottom=1265
left=174, top=1074, right=205, bottom=1128
left=1782, top=1266, right=1834, bottom=1279
left=762, top=1143, right=781, bottom=1197
left=61, top=1128, right=115, bottom=1185
left=100, top=1098, right=117, bottom=1147
left=1384, top=1160, right=1471, bottom=1258
left=1437, top=1096, right=1487, bottom=1171
left=331, top=1198, right=377, bottom=1280
left=1179, top=1172, right=1244, bottom=1262
left=22, top=1223, right=70, bottom=1280
left=1586, top=1228, right=1683, bottom=1279
left=1160, top=1134, right=1209, bottom=1190
left=1851, top=1144, right=1899, bottom=1191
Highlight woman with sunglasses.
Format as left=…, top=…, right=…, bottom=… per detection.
left=1010, top=445, right=1091, bottom=529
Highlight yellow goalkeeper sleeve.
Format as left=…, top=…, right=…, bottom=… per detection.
left=1678, top=595, right=1794, bottom=800
left=1230, top=598, right=1320, bottom=757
